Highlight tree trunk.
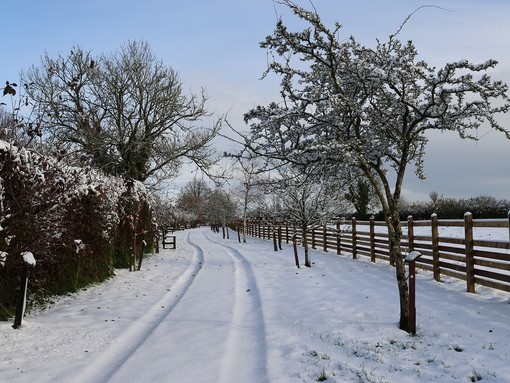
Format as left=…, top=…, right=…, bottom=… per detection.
left=303, top=227, right=311, bottom=267
left=387, top=215, right=410, bottom=332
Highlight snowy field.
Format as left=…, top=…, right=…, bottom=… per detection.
left=1, top=227, right=510, bottom=383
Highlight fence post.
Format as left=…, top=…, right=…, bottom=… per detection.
left=336, top=220, right=341, bottom=255
left=370, top=215, right=376, bottom=262
left=278, top=224, right=283, bottom=250
left=323, top=224, right=328, bottom=252
left=311, top=226, right=316, bottom=249
left=464, top=212, right=475, bottom=293
left=352, top=217, right=357, bottom=259
left=407, top=215, right=414, bottom=251
left=285, top=222, right=289, bottom=244
left=431, top=213, right=440, bottom=281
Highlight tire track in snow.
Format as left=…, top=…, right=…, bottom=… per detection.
left=201, top=231, right=269, bottom=383
left=68, top=232, right=203, bottom=383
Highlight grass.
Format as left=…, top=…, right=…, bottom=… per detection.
left=469, top=370, right=482, bottom=382
left=316, top=369, right=328, bottom=381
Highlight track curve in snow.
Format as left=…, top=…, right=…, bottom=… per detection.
left=68, top=232, right=203, bottom=383
left=200, top=230, right=269, bottom=383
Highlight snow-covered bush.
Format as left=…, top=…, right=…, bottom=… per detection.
left=0, top=140, right=155, bottom=320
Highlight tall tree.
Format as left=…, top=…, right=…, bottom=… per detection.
left=240, top=1, right=510, bottom=332
left=22, top=41, right=221, bottom=185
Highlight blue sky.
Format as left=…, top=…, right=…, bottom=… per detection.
left=2, top=0, right=510, bottom=201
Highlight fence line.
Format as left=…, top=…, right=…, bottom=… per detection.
left=241, top=212, right=510, bottom=294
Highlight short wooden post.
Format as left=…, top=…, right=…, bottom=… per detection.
left=131, top=229, right=137, bottom=272
left=405, top=251, right=422, bottom=335
left=285, top=222, right=289, bottom=244
left=352, top=217, right=357, bottom=259
left=13, top=252, right=36, bottom=329
left=278, top=225, right=282, bottom=250
left=137, top=239, right=147, bottom=271
left=431, top=213, right=440, bottom=281
left=13, top=265, right=29, bottom=329
left=408, top=258, right=417, bottom=335
left=311, top=227, right=316, bottom=249
left=464, top=212, right=475, bottom=293
left=369, top=215, right=376, bottom=263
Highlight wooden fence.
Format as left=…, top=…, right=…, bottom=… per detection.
left=242, top=212, right=510, bottom=294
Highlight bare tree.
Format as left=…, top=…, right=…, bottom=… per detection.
left=21, top=41, right=222, bottom=186
left=175, top=178, right=212, bottom=226
left=231, top=158, right=267, bottom=243
left=273, top=164, right=346, bottom=267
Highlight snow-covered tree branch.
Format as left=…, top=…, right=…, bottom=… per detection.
left=240, top=0, right=510, bottom=332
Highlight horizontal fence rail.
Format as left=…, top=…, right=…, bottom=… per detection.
left=240, top=212, right=510, bottom=294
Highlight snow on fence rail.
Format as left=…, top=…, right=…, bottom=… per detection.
left=241, top=212, right=510, bottom=294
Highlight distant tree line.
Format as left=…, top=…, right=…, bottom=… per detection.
left=169, top=178, right=236, bottom=232
left=394, top=193, right=510, bottom=220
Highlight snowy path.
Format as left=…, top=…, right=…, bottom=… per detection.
left=2, top=227, right=510, bottom=382
left=69, top=229, right=268, bottom=383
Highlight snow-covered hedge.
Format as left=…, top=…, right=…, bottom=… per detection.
left=0, top=141, right=156, bottom=320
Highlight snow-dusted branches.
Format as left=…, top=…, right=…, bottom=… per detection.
left=21, top=41, right=222, bottom=187
left=245, top=2, right=510, bottom=215
left=242, top=0, right=510, bottom=332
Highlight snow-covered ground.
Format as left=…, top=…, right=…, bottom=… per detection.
left=1, top=227, right=510, bottom=382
